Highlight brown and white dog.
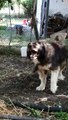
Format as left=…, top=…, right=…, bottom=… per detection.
left=27, top=40, right=67, bottom=93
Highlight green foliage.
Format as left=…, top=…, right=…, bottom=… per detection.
left=16, top=0, right=21, bottom=4
left=0, top=0, right=12, bottom=9
left=8, top=0, right=12, bottom=3
left=29, top=108, right=42, bottom=118
left=22, top=0, right=34, bottom=17
left=20, top=103, right=42, bottom=118
left=55, top=112, right=68, bottom=120
left=0, top=0, right=6, bottom=8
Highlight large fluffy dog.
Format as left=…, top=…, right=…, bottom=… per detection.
left=27, top=40, right=67, bottom=93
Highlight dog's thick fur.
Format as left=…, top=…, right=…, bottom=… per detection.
left=27, top=40, right=67, bottom=93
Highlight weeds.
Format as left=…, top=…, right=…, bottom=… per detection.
left=55, top=112, right=68, bottom=120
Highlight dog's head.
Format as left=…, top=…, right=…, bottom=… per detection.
left=27, top=41, right=47, bottom=64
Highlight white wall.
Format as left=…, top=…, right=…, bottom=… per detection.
left=36, top=0, right=68, bottom=35
left=0, top=3, right=24, bottom=15
left=49, top=0, right=68, bottom=16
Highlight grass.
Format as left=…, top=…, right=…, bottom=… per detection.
left=0, top=46, right=21, bottom=56
left=0, top=26, right=6, bottom=30
left=0, top=27, right=35, bottom=46
left=0, top=16, right=35, bottom=47
left=55, top=112, right=68, bottom=120
left=0, top=25, right=35, bottom=46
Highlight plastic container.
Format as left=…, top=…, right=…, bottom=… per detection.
left=21, top=47, right=27, bottom=57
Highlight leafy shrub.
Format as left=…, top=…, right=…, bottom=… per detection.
left=22, top=0, right=34, bottom=17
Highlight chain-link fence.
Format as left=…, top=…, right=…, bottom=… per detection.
left=0, top=18, right=36, bottom=48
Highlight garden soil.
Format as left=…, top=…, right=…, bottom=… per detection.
left=0, top=55, right=68, bottom=117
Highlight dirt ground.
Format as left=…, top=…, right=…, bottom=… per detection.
left=0, top=55, right=68, bottom=117
left=0, top=55, right=68, bottom=118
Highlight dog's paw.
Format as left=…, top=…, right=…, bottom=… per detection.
left=36, top=84, right=45, bottom=91
left=50, top=85, right=58, bottom=94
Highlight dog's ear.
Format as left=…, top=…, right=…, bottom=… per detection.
left=55, top=35, right=59, bottom=41
left=27, top=49, right=30, bottom=58
left=39, top=45, right=45, bottom=56
left=38, top=45, right=47, bottom=64
left=27, top=43, right=32, bottom=58
left=27, top=42, right=32, bottom=49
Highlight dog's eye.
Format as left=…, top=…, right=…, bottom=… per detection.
left=32, top=50, right=37, bottom=54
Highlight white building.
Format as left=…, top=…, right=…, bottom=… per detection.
left=36, top=0, right=68, bottom=35
left=49, top=0, right=68, bottom=16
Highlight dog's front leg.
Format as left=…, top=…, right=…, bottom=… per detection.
left=50, top=67, right=60, bottom=93
left=36, top=71, right=47, bottom=91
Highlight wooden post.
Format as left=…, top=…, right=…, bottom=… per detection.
left=31, top=0, right=39, bottom=41
left=8, top=2, right=12, bottom=47
left=44, top=0, right=50, bottom=38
